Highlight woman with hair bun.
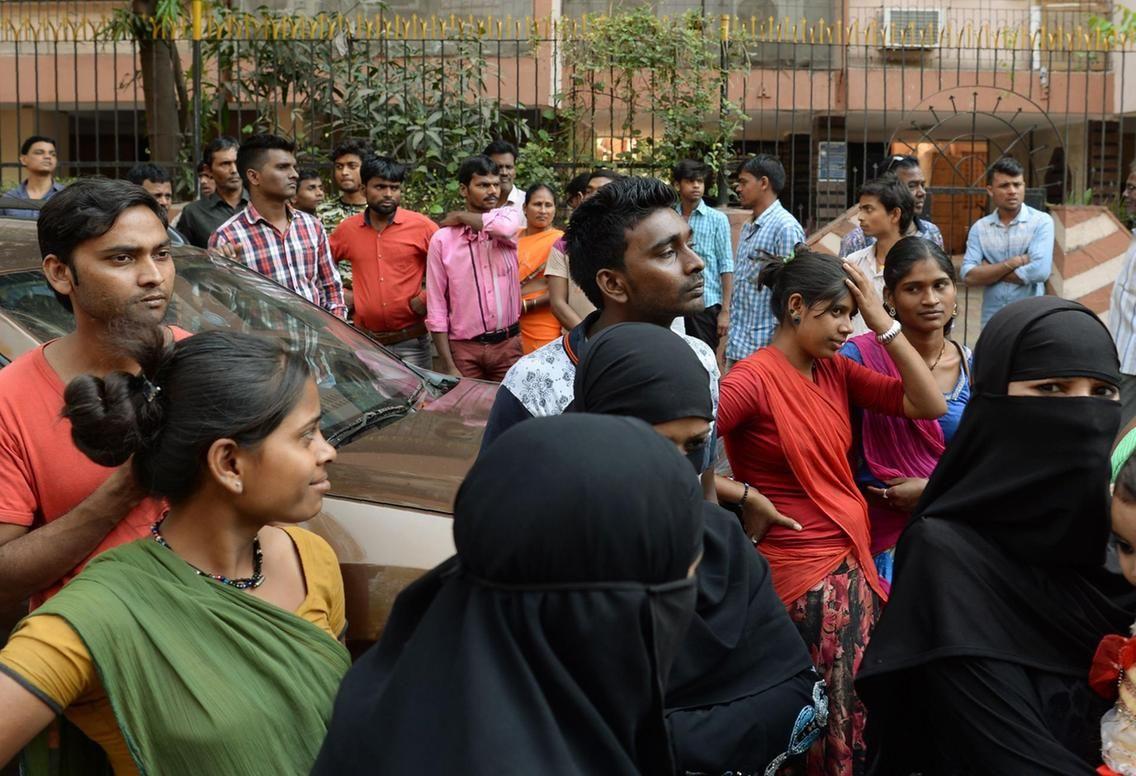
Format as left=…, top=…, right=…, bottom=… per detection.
left=716, top=247, right=944, bottom=775
left=0, top=327, right=349, bottom=775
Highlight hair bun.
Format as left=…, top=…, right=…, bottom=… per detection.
left=63, top=370, right=164, bottom=468
left=756, top=256, right=785, bottom=291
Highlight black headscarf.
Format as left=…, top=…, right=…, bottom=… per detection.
left=570, top=321, right=810, bottom=709
left=573, top=322, right=714, bottom=425
left=312, top=414, right=705, bottom=776
left=858, top=297, right=1134, bottom=690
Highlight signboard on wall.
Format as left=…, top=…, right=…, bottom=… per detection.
left=817, top=141, right=847, bottom=182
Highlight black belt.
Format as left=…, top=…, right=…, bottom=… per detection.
left=471, top=323, right=520, bottom=345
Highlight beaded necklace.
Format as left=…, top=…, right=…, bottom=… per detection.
left=150, top=519, right=265, bottom=590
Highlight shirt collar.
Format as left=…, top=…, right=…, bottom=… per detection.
left=753, top=199, right=785, bottom=228
left=363, top=207, right=403, bottom=229
left=676, top=199, right=712, bottom=219
left=988, top=204, right=1030, bottom=226
left=16, top=179, right=63, bottom=198
left=242, top=201, right=293, bottom=227
left=208, top=191, right=248, bottom=210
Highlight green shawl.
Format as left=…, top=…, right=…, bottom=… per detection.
left=29, top=537, right=351, bottom=776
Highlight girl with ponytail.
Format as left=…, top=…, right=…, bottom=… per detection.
left=0, top=327, right=349, bottom=775
left=716, top=246, right=944, bottom=774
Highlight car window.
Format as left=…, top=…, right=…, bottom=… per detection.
left=0, top=253, right=426, bottom=440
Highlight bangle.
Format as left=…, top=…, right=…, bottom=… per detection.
left=877, top=319, right=902, bottom=345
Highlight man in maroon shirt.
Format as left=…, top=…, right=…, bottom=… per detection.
left=330, top=156, right=438, bottom=369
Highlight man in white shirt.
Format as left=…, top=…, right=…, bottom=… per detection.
left=484, top=140, right=525, bottom=210
left=845, top=174, right=916, bottom=335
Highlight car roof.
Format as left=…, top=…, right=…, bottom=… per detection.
left=0, top=217, right=43, bottom=272
left=0, top=216, right=204, bottom=274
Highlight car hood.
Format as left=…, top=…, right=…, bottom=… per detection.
left=326, top=377, right=498, bottom=514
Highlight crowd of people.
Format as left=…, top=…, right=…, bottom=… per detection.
left=0, top=128, right=1134, bottom=776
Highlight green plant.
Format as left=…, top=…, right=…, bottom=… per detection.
left=181, top=7, right=570, bottom=214
left=559, top=9, right=748, bottom=185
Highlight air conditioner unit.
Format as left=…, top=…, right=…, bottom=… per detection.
left=882, top=8, right=942, bottom=49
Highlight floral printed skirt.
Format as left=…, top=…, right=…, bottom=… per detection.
left=786, top=558, right=881, bottom=776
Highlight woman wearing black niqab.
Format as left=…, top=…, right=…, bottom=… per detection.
left=311, top=413, right=705, bottom=775
left=573, top=322, right=825, bottom=775
left=856, top=297, right=1136, bottom=775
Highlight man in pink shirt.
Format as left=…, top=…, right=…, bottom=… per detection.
left=426, top=155, right=524, bottom=380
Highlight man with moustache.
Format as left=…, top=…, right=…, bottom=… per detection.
left=177, top=136, right=247, bottom=248
left=0, top=178, right=179, bottom=610
left=0, top=136, right=64, bottom=219
left=839, top=154, right=944, bottom=257
left=426, top=155, right=524, bottom=380
left=331, top=156, right=438, bottom=369
left=481, top=176, right=719, bottom=452
left=210, top=134, right=346, bottom=319
left=126, top=163, right=186, bottom=246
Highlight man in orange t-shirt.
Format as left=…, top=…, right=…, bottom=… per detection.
left=330, top=155, right=438, bottom=370
left=0, top=178, right=179, bottom=610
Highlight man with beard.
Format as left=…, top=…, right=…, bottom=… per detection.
left=331, top=156, right=437, bottom=369
left=0, top=178, right=179, bottom=610
left=177, top=136, right=247, bottom=248
left=426, top=155, right=524, bottom=379
left=481, top=176, right=719, bottom=457
left=210, top=134, right=346, bottom=320
left=317, top=138, right=370, bottom=235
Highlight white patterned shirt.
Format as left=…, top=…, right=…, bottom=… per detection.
left=481, top=317, right=720, bottom=450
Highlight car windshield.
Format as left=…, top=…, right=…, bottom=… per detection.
left=0, top=250, right=426, bottom=441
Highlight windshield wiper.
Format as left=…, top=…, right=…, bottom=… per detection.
left=326, top=402, right=414, bottom=447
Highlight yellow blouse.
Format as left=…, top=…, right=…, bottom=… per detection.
left=0, top=527, right=345, bottom=775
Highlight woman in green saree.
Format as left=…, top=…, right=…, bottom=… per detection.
left=0, top=328, right=350, bottom=775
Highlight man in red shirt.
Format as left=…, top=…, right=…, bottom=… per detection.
left=330, top=156, right=438, bottom=369
left=0, top=178, right=177, bottom=610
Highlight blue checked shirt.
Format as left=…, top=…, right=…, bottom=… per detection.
left=839, top=218, right=944, bottom=257
left=961, top=204, right=1054, bottom=325
left=1110, top=238, right=1136, bottom=375
left=726, top=199, right=805, bottom=361
left=677, top=200, right=734, bottom=308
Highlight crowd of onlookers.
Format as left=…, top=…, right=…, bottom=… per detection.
left=3, top=129, right=1136, bottom=776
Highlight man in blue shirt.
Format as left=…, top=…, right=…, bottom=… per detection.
left=674, top=159, right=733, bottom=356
left=960, top=157, right=1054, bottom=326
left=726, top=154, right=805, bottom=365
left=840, top=154, right=943, bottom=256
left=0, top=136, right=64, bottom=219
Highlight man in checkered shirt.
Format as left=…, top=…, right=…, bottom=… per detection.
left=211, top=134, right=347, bottom=320
left=725, top=154, right=805, bottom=366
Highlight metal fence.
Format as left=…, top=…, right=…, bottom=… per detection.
left=1, top=6, right=1134, bottom=245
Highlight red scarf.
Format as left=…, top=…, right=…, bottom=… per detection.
left=749, top=348, right=887, bottom=606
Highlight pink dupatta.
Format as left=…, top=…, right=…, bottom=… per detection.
left=849, top=332, right=945, bottom=554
